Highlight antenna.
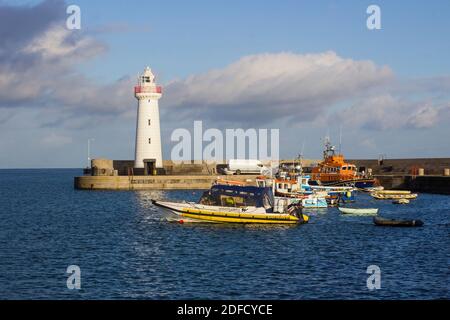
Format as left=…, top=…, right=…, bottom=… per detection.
left=339, top=125, right=342, bottom=155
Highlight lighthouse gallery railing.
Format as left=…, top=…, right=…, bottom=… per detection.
left=134, top=86, right=162, bottom=94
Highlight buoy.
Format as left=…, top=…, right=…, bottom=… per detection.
left=179, top=219, right=184, bottom=224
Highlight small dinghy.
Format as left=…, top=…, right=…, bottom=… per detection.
left=373, top=217, right=423, bottom=227
left=338, top=207, right=378, bottom=215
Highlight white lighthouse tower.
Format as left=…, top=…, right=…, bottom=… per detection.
left=134, top=67, right=163, bottom=171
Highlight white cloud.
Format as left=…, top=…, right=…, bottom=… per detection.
left=162, top=52, right=393, bottom=125
left=407, top=105, right=439, bottom=129
left=0, top=1, right=448, bottom=138
left=23, top=26, right=104, bottom=61
left=0, top=1, right=133, bottom=120
left=332, top=95, right=445, bottom=130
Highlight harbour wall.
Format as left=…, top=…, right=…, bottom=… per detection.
left=74, top=175, right=259, bottom=190
left=76, top=157, right=450, bottom=194
left=375, top=175, right=450, bottom=195
left=74, top=173, right=450, bottom=194
left=348, top=158, right=450, bottom=175
left=93, top=159, right=322, bottom=176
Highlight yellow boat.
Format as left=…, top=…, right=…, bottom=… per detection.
left=152, top=200, right=306, bottom=224
left=373, top=190, right=412, bottom=194
left=152, top=184, right=308, bottom=224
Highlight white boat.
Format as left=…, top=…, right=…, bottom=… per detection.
left=257, top=175, right=328, bottom=208
left=274, top=194, right=328, bottom=209
left=338, top=207, right=378, bottom=215
left=302, top=192, right=328, bottom=208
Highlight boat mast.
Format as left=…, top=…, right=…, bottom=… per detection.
left=323, top=136, right=335, bottom=158
left=298, top=141, right=305, bottom=175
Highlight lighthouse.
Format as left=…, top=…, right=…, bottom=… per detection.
left=134, top=67, right=163, bottom=172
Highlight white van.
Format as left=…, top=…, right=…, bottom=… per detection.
left=225, top=159, right=270, bottom=175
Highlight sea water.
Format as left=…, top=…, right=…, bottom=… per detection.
left=0, top=169, right=448, bottom=299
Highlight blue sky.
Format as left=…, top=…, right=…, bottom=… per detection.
left=0, top=0, right=449, bottom=168
left=77, top=0, right=450, bottom=80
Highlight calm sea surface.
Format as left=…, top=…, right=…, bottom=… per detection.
left=0, top=169, right=448, bottom=299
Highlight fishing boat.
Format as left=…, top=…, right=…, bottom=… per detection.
left=152, top=184, right=309, bottom=224
left=338, top=207, right=378, bottom=215
left=272, top=177, right=311, bottom=198
left=258, top=173, right=355, bottom=208
left=373, top=217, right=423, bottom=227
left=273, top=180, right=328, bottom=208
left=309, top=137, right=378, bottom=189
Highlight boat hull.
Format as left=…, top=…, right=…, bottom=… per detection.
left=302, top=197, right=328, bottom=208
left=309, top=178, right=377, bottom=188
left=373, top=217, right=423, bottom=227
left=354, top=180, right=377, bottom=189
left=338, top=207, right=378, bottom=215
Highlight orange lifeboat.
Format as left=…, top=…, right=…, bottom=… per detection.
left=310, top=139, right=377, bottom=188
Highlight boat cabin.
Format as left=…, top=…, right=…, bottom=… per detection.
left=311, top=146, right=359, bottom=182
left=199, top=184, right=274, bottom=210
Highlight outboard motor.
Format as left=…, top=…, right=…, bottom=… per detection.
left=287, top=203, right=304, bottom=220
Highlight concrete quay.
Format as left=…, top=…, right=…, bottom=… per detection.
left=74, top=174, right=259, bottom=190
left=74, top=158, right=450, bottom=194
left=74, top=174, right=450, bottom=194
